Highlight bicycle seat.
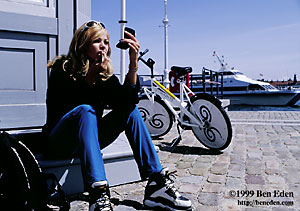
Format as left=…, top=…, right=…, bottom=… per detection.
left=171, top=66, right=192, bottom=77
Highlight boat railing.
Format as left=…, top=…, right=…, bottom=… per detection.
left=189, top=67, right=224, bottom=98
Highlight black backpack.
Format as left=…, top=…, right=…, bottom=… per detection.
left=0, top=131, right=70, bottom=211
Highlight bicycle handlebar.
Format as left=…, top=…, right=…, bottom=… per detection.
left=138, top=49, right=155, bottom=78
left=139, top=49, right=149, bottom=57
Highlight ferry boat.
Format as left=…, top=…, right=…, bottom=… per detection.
left=190, top=52, right=300, bottom=106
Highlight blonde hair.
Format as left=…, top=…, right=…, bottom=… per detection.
left=47, top=21, right=113, bottom=81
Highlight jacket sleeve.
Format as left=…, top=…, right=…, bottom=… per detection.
left=124, top=73, right=141, bottom=103
left=44, top=60, right=82, bottom=131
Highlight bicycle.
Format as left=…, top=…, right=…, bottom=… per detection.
left=137, top=49, right=232, bottom=151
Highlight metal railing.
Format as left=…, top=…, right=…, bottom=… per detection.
left=189, top=67, right=224, bottom=98
left=136, top=67, right=224, bottom=99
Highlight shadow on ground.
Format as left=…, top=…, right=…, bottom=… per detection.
left=157, top=142, right=223, bottom=156
left=111, top=198, right=167, bottom=210
left=111, top=198, right=144, bottom=210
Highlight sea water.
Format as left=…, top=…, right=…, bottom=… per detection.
left=228, top=101, right=300, bottom=111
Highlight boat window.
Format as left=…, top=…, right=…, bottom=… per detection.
left=234, top=72, right=243, bottom=75
left=223, top=86, right=248, bottom=91
left=262, top=85, right=277, bottom=90
left=222, top=72, right=235, bottom=76
left=248, top=84, right=264, bottom=90
left=192, top=86, right=248, bottom=92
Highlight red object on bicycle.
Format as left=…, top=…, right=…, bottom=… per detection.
left=169, top=70, right=189, bottom=93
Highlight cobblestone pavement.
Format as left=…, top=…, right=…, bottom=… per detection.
left=70, top=111, right=300, bottom=211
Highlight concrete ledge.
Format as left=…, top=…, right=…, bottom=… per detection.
left=7, top=108, right=160, bottom=195
left=220, top=99, right=230, bottom=111
left=9, top=129, right=142, bottom=195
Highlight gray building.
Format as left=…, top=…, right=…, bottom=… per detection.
left=0, top=0, right=91, bottom=129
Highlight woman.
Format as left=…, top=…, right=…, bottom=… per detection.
left=43, top=20, right=192, bottom=211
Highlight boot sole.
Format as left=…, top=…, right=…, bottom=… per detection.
left=144, top=199, right=192, bottom=211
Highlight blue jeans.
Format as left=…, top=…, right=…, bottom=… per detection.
left=47, top=104, right=162, bottom=188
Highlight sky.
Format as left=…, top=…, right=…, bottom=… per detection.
left=91, top=0, right=300, bottom=81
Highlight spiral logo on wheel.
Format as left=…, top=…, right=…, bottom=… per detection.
left=204, top=127, right=222, bottom=142
left=204, top=128, right=216, bottom=142
left=138, top=107, right=149, bottom=121
left=200, top=105, right=211, bottom=122
left=199, top=105, right=222, bottom=143
left=138, top=107, right=165, bottom=129
left=149, top=114, right=164, bottom=129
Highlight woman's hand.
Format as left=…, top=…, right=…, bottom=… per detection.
left=91, top=52, right=109, bottom=73
left=122, top=31, right=140, bottom=85
left=123, top=31, right=140, bottom=70
left=85, top=52, right=109, bottom=85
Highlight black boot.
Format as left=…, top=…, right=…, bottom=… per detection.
left=89, top=181, right=113, bottom=211
left=144, top=168, right=192, bottom=210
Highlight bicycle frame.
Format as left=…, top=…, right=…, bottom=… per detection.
left=142, top=77, right=206, bottom=129
left=137, top=49, right=232, bottom=150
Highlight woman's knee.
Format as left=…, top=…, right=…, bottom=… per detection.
left=129, top=106, right=142, bottom=119
left=126, top=106, right=146, bottom=126
left=72, top=104, right=97, bottom=121
left=75, top=104, right=96, bottom=114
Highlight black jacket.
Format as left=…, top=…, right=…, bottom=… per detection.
left=43, top=57, right=140, bottom=136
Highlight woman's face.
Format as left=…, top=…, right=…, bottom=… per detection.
left=87, top=32, right=109, bottom=63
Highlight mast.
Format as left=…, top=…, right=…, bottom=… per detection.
left=213, top=51, right=224, bottom=67
left=213, top=51, right=228, bottom=71
left=119, top=0, right=127, bottom=83
left=163, top=0, right=170, bottom=88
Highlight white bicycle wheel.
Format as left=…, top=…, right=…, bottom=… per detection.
left=189, top=93, right=232, bottom=150
left=138, top=95, right=173, bottom=138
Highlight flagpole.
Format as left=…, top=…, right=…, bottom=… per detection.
left=119, top=0, right=127, bottom=83
left=163, top=0, right=170, bottom=88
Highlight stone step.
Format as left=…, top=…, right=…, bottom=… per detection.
left=10, top=129, right=143, bottom=195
